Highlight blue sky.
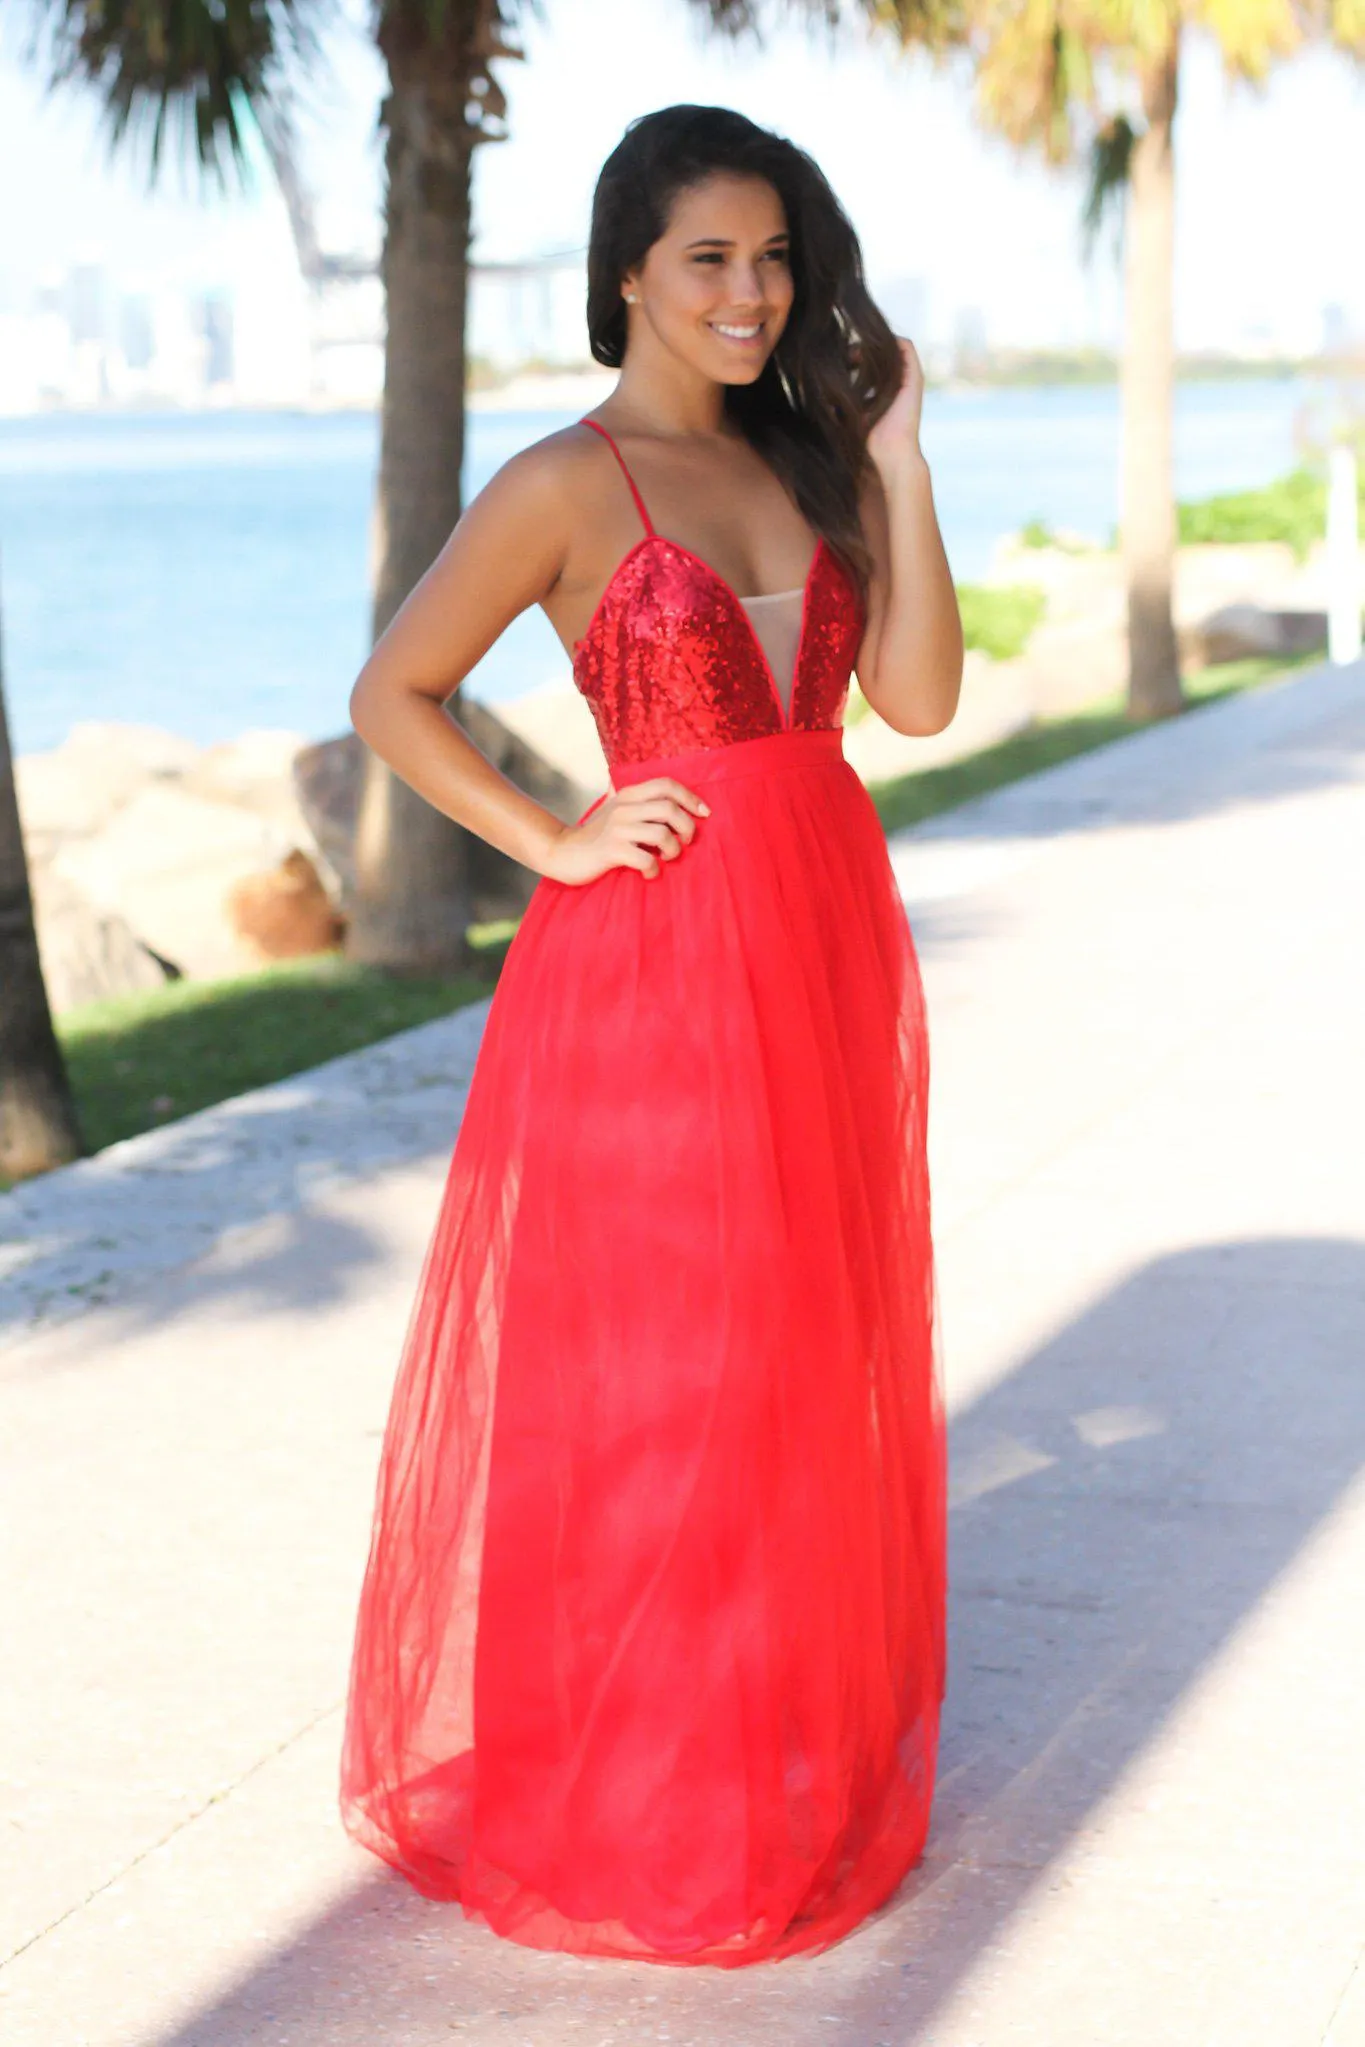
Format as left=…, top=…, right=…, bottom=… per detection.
left=2, top=0, right=1363, bottom=353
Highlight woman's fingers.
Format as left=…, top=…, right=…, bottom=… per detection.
left=631, top=777, right=710, bottom=817
left=558, top=779, right=710, bottom=882
left=631, top=818, right=685, bottom=861
left=621, top=796, right=698, bottom=845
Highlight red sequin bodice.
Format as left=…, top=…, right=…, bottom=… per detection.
left=572, top=422, right=863, bottom=771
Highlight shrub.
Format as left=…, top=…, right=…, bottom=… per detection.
left=957, top=583, right=1047, bottom=662
left=1177, top=463, right=1365, bottom=562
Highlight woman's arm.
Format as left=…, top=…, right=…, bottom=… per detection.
left=854, top=339, right=964, bottom=737
left=349, top=435, right=708, bottom=886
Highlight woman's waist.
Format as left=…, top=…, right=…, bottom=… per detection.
left=610, top=727, right=845, bottom=791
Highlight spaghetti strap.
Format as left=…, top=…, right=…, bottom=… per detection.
left=580, top=417, right=655, bottom=539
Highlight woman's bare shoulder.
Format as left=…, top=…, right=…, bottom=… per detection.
left=476, top=419, right=616, bottom=521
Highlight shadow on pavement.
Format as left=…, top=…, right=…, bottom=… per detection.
left=0, top=1012, right=483, bottom=1348
left=141, top=1233, right=1365, bottom=2046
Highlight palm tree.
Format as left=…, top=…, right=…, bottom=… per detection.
left=37, top=0, right=762, bottom=968
left=874, top=0, right=1365, bottom=721
left=38, top=0, right=535, bottom=969
left=0, top=585, right=85, bottom=1181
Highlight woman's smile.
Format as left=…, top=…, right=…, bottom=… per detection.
left=707, top=317, right=768, bottom=350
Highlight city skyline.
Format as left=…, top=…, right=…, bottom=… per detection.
left=2, top=0, right=1363, bottom=382
left=6, top=246, right=1354, bottom=422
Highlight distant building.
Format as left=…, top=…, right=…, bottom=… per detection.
left=468, top=253, right=590, bottom=370
left=201, top=293, right=235, bottom=389
left=1322, top=303, right=1352, bottom=358
left=876, top=274, right=930, bottom=343
left=952, top=305, right=990, bottom=377
left=120, top=296, right=155, bottom=373
left=67, top=263, right=108, bottom=347
left=0, top=314, right=43, bottom=414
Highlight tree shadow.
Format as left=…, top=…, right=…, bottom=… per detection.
left=140, top=1234, right=1365, bottom=2045
left=0, top=1003, right=489, bottom=1348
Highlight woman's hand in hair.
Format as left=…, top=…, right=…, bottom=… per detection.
left=855, top=336, right=963, bottom=737
left=866, top=337, right=926, bottom=476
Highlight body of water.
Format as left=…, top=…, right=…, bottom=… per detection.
left=0, top=378, right=1317, bottom=757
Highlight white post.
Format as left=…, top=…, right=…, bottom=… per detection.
left=1326, top=446, right=1362, bottom=666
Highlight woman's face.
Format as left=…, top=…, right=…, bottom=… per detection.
left=622, top=172, right=794, bottom=385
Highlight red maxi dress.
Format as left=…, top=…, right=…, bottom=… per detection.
left=340, top=421, right=946, bottom=1967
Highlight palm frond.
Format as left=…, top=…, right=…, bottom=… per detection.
left=868, top=0, right=972, bottom=49
left=1080, top=109, right=1134, bottom=256
left=1324, top=0, right=1365, bottom=54
left=40, top=0, right=319, bottom=186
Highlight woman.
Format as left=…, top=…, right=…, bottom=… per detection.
left=340, top=103, right=963, bottom=1968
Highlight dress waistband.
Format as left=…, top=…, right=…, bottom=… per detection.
left=611, top=727, right=845, bottom=791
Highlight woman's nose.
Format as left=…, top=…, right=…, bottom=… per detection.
left=728, top=260, right=767, bottom=305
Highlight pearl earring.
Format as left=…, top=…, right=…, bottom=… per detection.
left=625, top=292, right=639, bottom=304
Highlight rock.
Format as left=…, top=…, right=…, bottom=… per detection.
left=50, top=783, right=298, bottom=981
left=225, top=850, right=345, bottom=963
left=180, top=729, right=339, bottom=892
left=1018, top=616, right=1129, bottom=716
left=292, top=732, right=365, bottom=898
left=455, top=694, right=594, bottom=822
left=62, top=721, right=202, bottom=778
left=190, top=730, right=310, bottom=800
left=1185, top=604, right=1327, bottom=669
left=456, top=697, right=599, bottom=923
left=14, top=722, right=199, bottom=861
left=30, top=869, right=171, bottom=1014
left=181, top=728, right=316, bottom=831
left=293, top=705, right=598, bottom=928
left=493, top=684, right=610, bottom=799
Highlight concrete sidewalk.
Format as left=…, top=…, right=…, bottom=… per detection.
left=3, top=660, right=1364, bottom=2047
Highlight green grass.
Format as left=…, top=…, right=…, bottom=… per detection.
left=957, top=582, right=1048, bottom=661
left=58, top=952, right=497, bottom=1156
left=1176, top=462, right=1365, bottom=561
left=42, top=652, right=1311, bottom=1162
left=864, top=653, right=1310, bottom=837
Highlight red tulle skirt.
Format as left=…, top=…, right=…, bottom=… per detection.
left=340, top=727, right=945, bottom=1966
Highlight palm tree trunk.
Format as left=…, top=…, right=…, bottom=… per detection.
left=1121, top=34, right=1184, bottom=721
left=0, top=596, right=84, bottom=1181
left=348, top=2, right=515, bottom=971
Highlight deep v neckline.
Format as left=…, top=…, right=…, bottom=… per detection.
left=574, top=419, right=825, bottom=733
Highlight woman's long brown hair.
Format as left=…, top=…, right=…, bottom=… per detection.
left=586, top=105, right=904, bottom=600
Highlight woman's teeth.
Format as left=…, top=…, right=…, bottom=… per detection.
left=712, top=322, right=763, bottom=340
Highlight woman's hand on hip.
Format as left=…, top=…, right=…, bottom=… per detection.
left=545, top=779, right=710, bottom=884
